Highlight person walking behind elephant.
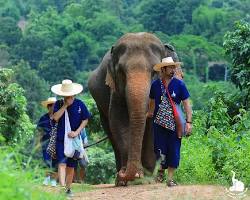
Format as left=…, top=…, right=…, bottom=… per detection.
left=174, top=66, right=184, bottom=80
left=37, top=97, right=58, bottom=187
left=146, top=57, right=192, bottom=187
left=51, top=80, right=91, bottom=196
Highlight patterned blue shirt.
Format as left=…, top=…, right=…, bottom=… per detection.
left=149, top=78, right=190, bottom=117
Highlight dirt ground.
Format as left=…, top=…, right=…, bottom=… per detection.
left=72, top=184, right=250, bottom=200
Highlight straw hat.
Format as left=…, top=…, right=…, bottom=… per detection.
left=41, top=97, right=57, bottom=108
left=51, top=79, right=83, bottom=96
left=153, top=57, right=182, bottom=71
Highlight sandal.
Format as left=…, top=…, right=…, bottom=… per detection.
left=155, top=169, right=164, bottom=183
left=167, top=179, right=178, bottom=187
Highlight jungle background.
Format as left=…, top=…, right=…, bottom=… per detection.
left=0, top=0, right=250, bottom=199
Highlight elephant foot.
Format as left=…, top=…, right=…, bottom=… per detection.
left=115, top=173, right=128, bottom=187
left=135, top=169, right=144, bottom=179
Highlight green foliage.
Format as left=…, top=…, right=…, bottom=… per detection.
left=80, top=94, right=103, bottom=134
left=0, top=68, right=34, bottom=144
left=184, top=74, right=240, bottom=112
left=0, top=44, right=11, bottom=67
left=0, top=1, right=21, bottom=20
left=191, top=1, right=248, bottom=44
left=176, top=128, right=217, bottom=184
left=170, top=34, right=224, bottom=80
left=0, top=145, right=66, bottom=200
left=39, top=46, right=77, bottom=84
left=176, top=100, right=250, bottom=186
left=11, top=60, right=49, bottom=121
left=85, top=147, right=116, bottom=184
left=0, top=16, right=22, bottom=46
left=224, top=21, right=250, bottom=97
left=136, top=0, right=204, bottom=35
left=62, top=31, right=93, bottom=70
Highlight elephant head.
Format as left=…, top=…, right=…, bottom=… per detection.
left=104, top=33, right=178, bottom=181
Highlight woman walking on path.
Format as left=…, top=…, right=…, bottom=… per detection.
left=51, top=79, right=91, bottom=196
left=37, top=97, right=58, bottom=187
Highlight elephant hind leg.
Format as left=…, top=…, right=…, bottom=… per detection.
left=141, top=118, right=156, bottom=173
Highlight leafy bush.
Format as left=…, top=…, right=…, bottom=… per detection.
left=0, top=146, right=65, bottom=200
left=176, top=110, right=217, bottom=184
left=85, top=147, right=116, bottom=184
left=0, top=68, right=34, bottom=144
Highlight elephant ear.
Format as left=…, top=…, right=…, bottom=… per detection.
left=164, top=43, right=179, bottom=61
left=105, top=47, right=116, bottom=91
left=105, top=68, right=116, bottom=91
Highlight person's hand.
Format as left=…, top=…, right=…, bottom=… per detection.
left=146, top=112, right=153, bottom=118
left=185, top=123, right=192, bottom=136
left=68, top=131, right=78, bottom=138
left=64, top=96, right=74, bottom=107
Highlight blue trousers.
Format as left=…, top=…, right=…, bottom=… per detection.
left=153, top=123, right=182, bottom=169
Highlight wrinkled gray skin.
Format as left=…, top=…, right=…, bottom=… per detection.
left=88, top=32, right=178, bottom=184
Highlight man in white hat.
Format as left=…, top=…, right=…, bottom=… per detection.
left=51, top=80, right=90, bottom=196
left=146, top=57, right=192, bottom=186
left=37, top=97, right=57, bottom=187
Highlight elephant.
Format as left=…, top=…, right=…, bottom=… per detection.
left=88, top=32, right=178, bottom=185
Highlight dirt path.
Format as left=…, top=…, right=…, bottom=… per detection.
left=72, top=184, right=250, bottom=200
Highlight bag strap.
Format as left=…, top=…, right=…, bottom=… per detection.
left=162, top=79, right=183, bottom=138
left=160, top=79, right=167, bottom=97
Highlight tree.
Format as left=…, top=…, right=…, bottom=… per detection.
left=38, top=46, right=77, bottom=84
left=224, top=21, right=250, bottom=106
left=136, top=0, right=203, bottom=35
left=14, top=33, right=53, bottom=69
left=0, top=16, right=22, bottom=46
left=170, top=34, right=224, bottom=81
left=0, top=68, right=34, bottom=143
left=12, top=61, right=49, bottom=121
left=192, top=5, right=243, bottom=44
left=62, top=31, right=93, bottom=70
left=0, top=45, right=11, bottom=67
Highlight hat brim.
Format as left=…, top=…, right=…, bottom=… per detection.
left=51, top=83, right=83, bottom=96
left=153, top=62, right=182, bottom=72
left=41, top=100, right=56, bottom=108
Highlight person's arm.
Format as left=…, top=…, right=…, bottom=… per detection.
left=182, top=98, right=192, bottom=135
left=68, top=119, right=88, bottom=138
left=146, top=98, right=155, bottom=118
left=53, top=100, right=73, bottom=122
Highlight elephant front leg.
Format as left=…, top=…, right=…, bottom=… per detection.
left=109, top=92, right=129, bottom=174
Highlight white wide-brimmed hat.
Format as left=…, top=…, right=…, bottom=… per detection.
left=51, top=79, right=83, bottom=96
left=41, top=97, right=57, bottom=108
left=153, top=57, right=182, bottom=71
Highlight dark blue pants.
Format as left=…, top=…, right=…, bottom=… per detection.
left=153, top=123, right=182, bottom=169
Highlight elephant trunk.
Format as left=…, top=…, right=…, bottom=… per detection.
left=118, top=70, right=150, bottom=181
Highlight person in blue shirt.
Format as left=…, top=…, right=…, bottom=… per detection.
left=51, top=80, right=91, bottom=196
left=146, top=57, right=192, bottom=187
left=37, top=97, right=57, bottom=186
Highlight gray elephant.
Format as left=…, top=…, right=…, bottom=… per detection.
left=88, top=32, right=178, bottom=185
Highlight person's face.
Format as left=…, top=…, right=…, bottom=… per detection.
left=64, top=96, right=75, bottom=105
left=161, top=65, right=176, bottom=77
